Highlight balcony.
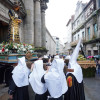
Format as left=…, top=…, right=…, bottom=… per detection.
left=84, top=36, right=100, bottom=45
left=71, top=39, right=86, bottom=46
left=71, top=40, right=78, bottom=46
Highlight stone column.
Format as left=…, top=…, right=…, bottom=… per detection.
left=34, top=0, right=42, bottom=47
left=41, top=0, right=47, bottom=47
left=23, top=0, right=34, bottom=44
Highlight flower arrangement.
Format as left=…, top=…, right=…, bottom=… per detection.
left=0, top=42, right=34, bottom=54
left=77, top=54, right=87, bottom=61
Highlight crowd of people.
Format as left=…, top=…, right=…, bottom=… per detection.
left=8, top=38, right=85, bottom=100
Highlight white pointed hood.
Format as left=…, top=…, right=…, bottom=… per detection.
left=43, top=55, right=48, bottom=58
left=54, top=55, right=60, bottom=59
left=29, top=60, right=47, bottom=94
left=44, top=59, right=68, bottom=98
left=65, top=55, right=71, bottom=60
left=12, top=57, right=30, bottom=87
left=67, top=38, right=83, bottom=83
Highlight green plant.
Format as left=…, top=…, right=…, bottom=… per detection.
left=34, top=47, right=48, bottom=53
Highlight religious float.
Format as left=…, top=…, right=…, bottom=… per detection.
left=0, top=42, right=37, bottom=64
left=0, top=5, right=37, bottom=88
left=0, top=8, right=37, bottom=64
left=77, top=55, right=96, bottom=77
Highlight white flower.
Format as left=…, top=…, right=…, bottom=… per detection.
left=17, top=44, right=20, bottom=47
left=23, top=48, right=26, bottom=51
left=5, top=44, right=9, bottom=47
left=18, top=48, right=21, bottom=50
left=0, top=50, right=2, bottom=53
left=17, top=50, right=20, bottom=53
left=5, top=49, right=8, bottom=52
left=13, top=45, right=17, bottom=49
left=21, top=45, right=24, bottom=48
left=28, top=45, right=32, bottom=49
left=30, top=50, right=33, bottom=53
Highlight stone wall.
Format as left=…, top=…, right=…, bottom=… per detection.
left=46, top=29, right=56, bottom=55
left=0, top=3, right=9, bottom=23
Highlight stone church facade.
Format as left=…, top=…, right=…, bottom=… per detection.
left=0, top=0, right=56, bottom=55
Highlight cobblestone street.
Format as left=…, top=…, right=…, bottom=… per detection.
left=0, top=77, right=100, bottom=100
left=84, top=77, right=100, bottom=100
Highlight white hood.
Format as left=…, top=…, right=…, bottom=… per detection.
left=67, top=38, right=83, bottom=83
left=12, top=57, right=30, bottom=87
left=65, top=55, right=71, bottom=60
left=44, top=59, right=68, bottom=98
left=29, top=60, right=47, bottom=94
left=54, top=55, right=60, bottom=59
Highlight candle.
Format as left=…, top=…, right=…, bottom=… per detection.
left=13, top=27, right=14, bottom=41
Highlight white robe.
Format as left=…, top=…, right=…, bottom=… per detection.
left=67, top=38, right=83, bottom=83
left=12, top=57, right=30, bottom=87
left=29, top=60, right=47, bottom=94
left=44, top=59, right=68, bottom=98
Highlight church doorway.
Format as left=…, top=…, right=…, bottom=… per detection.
left=0, top=21, right=9, bottom=43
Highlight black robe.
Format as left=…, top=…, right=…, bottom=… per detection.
left=41, top=75, right=63, bottom=100
left=8, top=79, right=29, bottom=100
left=64, top=73, right=85, bottom=100
left=35, top=91, right=48, bottom=100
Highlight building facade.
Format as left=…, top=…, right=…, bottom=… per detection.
left=67, top=0, right=100, bottom=56
left=46, top=29, right=56, bottom=55
left=53, top=36, right=60, bottom=54
left=59, top=43, right=64, bottom=55
left=0, top=0, right=56, bottom=55
left=65, top=15, right=74, bottom=55
left=53, top=36, right=64, bottom=55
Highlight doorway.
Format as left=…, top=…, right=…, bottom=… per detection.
left=0, top=21, right=9, bottom=43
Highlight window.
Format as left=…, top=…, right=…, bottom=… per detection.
left=78, top=34, right=79, bottom=39
left=74, top=36, right=76, bottom=41
left=93, top=23, right=97, bottom=35
left=72, top=24, right=74, bottom=30
left=88, top=50, right=91, bottom=56
left=77, top=20, right=79, bottom=25
left=99, top=0, right=100, bottom=8
left=74, top=23, right=76, bottom=27
left=81, top=15, right=83, bottom=19
left=82, top=32, right=84, bottom=39
left=94, top=50, right=98, bottom=55
left=87, top=27, right=90, bottom=40
left=56, top=48, right=59, bottom=50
